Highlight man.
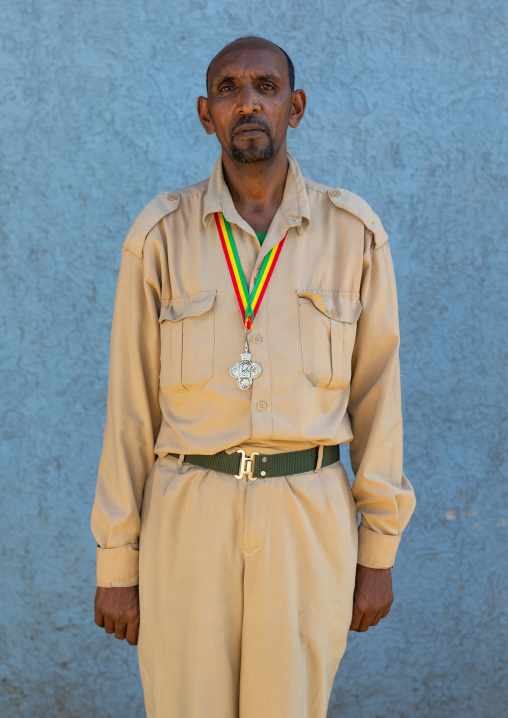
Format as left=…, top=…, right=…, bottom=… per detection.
left=92, top=36, right=416, bottom=718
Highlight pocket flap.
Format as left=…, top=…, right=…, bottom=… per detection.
left=297, top=290, right=361, bottom=323
left=159, top=290, right=217, bottom=323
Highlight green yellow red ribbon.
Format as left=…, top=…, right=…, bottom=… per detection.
left=214, top=211, right=287, bottom=330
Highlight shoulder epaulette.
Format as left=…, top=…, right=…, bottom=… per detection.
left=122, top=191, right=181, bottom=258
left=326, top=187, right=388, bottom=249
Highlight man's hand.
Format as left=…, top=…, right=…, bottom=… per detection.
left=349, top=564, right=394, bottom=632
left=94, top=586, right=140, bottom=646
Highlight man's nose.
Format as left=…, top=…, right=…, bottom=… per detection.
left=236, top=85, right=261, bottom=114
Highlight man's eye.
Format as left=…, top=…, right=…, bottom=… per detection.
left=260, top=83, right=275, bottom=90
left=219, top=84, right=234, bottom=92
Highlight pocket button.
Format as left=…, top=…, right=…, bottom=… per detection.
left=330, top=309, right=338, bottom=319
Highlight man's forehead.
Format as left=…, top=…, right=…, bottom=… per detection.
left=212, top=66, right=284, bottom=83
left=209, top=43, right=287, bottom=84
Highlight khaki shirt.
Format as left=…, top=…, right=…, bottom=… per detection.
left=91, top=152, right=416, bottom=587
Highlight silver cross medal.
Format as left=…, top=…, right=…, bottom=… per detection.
left=230, top=331, right=261, bottom=390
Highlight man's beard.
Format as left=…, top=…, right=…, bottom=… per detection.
left=229, top=136, right=275, bottom=164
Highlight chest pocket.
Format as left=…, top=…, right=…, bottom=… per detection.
left=296, top=290, right=362, bottom=391
left=159, top=290, right=216, bottom=392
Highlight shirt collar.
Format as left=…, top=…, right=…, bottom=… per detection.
left=202, top=151, right=311, bottom=236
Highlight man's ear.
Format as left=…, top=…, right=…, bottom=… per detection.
left=288, top=89, right=306, bottom=129
left=197, top=96, right=215, bottom=135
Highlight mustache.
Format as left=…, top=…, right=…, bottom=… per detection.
left=232, top=115, right=270, bottom=133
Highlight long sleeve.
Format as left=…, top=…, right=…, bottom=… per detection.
left=347, top=233, right=416, bottom=569
left=91, top=244, right=162, bottom=587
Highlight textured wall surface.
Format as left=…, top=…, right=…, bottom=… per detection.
left=1, top=0, right=507, bottom=716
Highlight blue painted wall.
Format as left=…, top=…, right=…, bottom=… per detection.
left=1, top=1, right=507, bottom=715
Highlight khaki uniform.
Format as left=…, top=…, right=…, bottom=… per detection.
left=91, top=152, right=416, bottom=717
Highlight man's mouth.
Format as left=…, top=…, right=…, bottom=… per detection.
left=234, top=123, right=267, bottom=138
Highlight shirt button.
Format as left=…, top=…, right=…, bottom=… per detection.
left=167, top=192, right=178, bottom=201
left=252, top=333, right=262, bottom=344
left=254, top=270, right=259, bottom=278
left=329, top=188, right=341, bottom=197
left=260, top=471, right=266, bottom=477
left=256, top=400, right=267, bottom=412
left=330, top=309, right=339, bottom=319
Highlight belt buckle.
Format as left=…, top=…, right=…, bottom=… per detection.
left=235, top=450, right=260, bottom=481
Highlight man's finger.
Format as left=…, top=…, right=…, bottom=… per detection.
left=115, top=622, right=127, bottom=640
left=104, top=619, right=115, bottom=635
left=349, top=606, right=363, bottom=631
left=381, top=602, right=392, bottom=619
left=358, top=613, right=372, bottom=632
left=94, top=608, right=104, bottom=628
left=125, top=621, right=139, bottom=646
left=369, top=608, right=385, bottom=627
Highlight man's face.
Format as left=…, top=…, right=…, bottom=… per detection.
left=202, top=42, right=295, bottom=164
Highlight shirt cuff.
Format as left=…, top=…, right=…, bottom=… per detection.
left=95, top=543, right=139, bottom=587
left=357, top=523, right=401, bottom=569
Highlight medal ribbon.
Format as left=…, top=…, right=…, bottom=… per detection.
left=214, top=211, right=287, bottom=330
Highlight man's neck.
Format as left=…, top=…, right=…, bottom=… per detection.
left=221, top=148, right=288, bottom=234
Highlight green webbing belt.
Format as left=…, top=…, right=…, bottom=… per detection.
left=169, top=444, right=340, bottom=479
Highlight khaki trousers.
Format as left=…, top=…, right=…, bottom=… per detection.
left=138, top=453, right=358, bottom=718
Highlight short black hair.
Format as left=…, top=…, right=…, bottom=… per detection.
left=206, top=36, right=295, bottom=94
